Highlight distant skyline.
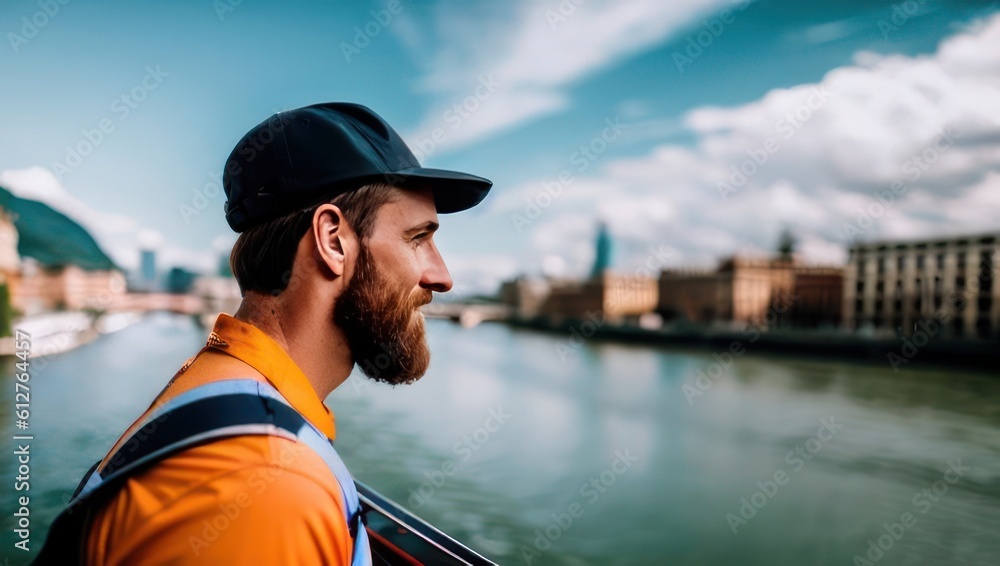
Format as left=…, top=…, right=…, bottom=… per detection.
left=2, top=0, right=999, bottom=295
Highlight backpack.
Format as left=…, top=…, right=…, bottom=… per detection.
left=32, top=379, right=371, bottom=565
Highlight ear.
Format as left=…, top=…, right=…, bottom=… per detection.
left=312, top=204, right=352, bottom=278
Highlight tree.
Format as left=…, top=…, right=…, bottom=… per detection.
left=0, top=281, right=13, bottom=337
left=777, top=229, right=796, bottom=262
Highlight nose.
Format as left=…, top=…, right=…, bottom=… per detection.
left=419, top=241, right=453, bottom=293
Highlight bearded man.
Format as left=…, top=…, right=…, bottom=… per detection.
left=33, top=102, right=492, bottom=565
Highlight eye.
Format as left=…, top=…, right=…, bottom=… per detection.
left=411, top=232, right=430, bottom=245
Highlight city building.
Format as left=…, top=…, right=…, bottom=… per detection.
left=138, top=248, right=158, bottom=292
left=0, top=208, right=20, bottom=273
left=499, top=221, right=658, bottom=325
left=165, top=267, right=199, bottom=294
left=843, top=233, right=999, bottom=339
left=791, top=267, right=845, bottom=329
left=12, top=259, right=127, bottom=315
left=192, top=274, right=242, bottom=318
left=538, top=271, right=659, bottom=325
left=0, top=202, right=127, bottom=317
left=590, top=221, right=612, bottom=278
left=498, top=276, right=553, bottom=320
left=657, top=256, right=843, bottom=329
left=498, top=272, right=659, bottom=325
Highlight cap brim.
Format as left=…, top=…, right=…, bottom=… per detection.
left=392, top=167, right=493, bottom=213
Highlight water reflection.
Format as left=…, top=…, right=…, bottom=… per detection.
left=1, top=314, right=998, bottom=565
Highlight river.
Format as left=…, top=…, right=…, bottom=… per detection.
left=2, top=313, right=999, bottom=565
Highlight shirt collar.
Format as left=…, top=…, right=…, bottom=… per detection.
left=208, top=313, right=336, bottom=440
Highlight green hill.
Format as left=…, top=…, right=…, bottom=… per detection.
left=0, top=185, right=117, bottom=271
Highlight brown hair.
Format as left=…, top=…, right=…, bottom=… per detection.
left=230, top=183, right=398, bottom=296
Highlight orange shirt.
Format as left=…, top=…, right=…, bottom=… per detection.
left=84, top=314, right=353, bottom=565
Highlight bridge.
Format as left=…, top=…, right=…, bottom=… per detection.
left=420, top=302, right=512, bottom=328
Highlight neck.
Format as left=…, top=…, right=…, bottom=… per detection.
left=234, top=292, right=354, bottom=399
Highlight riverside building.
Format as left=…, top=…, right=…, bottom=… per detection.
left=843, top=233, right=999, bottom=339
left=656, top=256, right=843, bottom=330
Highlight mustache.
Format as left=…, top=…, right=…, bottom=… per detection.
left=413, top=291, right=433, bottom=309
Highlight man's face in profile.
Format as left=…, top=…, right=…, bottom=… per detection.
left=333, top=187, right=451, bottom=385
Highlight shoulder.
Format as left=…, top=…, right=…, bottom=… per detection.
left=88, top=435, right=353, bottom=565
left=183, top=462, right=353, bottom=563
left=142, top=434, right=348, bottom=519
left=231, top=449, right=347, bottom=518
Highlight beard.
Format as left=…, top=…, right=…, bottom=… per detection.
left=333, top=245, right=433, bottom=385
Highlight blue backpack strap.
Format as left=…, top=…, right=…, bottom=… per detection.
left=292, top=415, right=372, bottom=565
left=72, top=380, right=298, bottom=503
left=33, top=379, right=371, bottom=566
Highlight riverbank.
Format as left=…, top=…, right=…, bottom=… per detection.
left=0, top=310, right=145, bottom=357
left=505, top=316, right=998, bottom=374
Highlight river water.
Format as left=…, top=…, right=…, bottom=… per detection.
left=2, top=313, right=999, bottom=565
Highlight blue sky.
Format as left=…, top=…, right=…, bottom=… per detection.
left=2, top=0, right=998, bottom=296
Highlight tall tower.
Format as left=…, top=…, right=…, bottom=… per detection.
left=590, top=221, right=612, bottom=279
left=140, top=249, right=157, bottom=291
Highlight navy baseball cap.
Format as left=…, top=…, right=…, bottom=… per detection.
left=223, top=102, right=493, bottom=232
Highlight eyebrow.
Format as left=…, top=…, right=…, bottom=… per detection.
left=403, top=220, right=439, bottom=238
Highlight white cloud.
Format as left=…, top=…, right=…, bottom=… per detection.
left=137, top=229, right=164, bottom=249
left=441, top=253, right=521, bottom=297
left=212, top=233, right=237, bottom=254
left=0, top=167, right=135, bottom=235
left=0, top=166, right=221, bottom=274
left=403, top=0, right=736, bottom=156
left=783, top=16, right=869, bottom=46
left=409, top=88, right=568, bottom=157
left=483, top=13, right=1000, bottom=284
